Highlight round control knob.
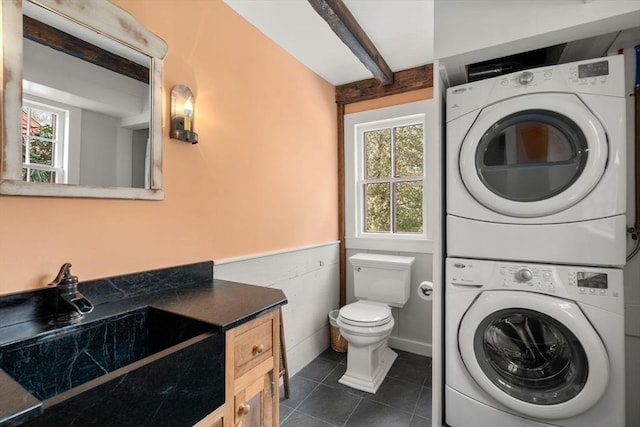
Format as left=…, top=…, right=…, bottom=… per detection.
left=515, top=269, right=533, bottom=282
left=519, top=71, right=534, bottom=85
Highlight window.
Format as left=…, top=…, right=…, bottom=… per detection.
left=361, top=121, right=424, bottom=234
left=344, top=100, right=434, bottom=253
left=21, top=101, right=68, bottom=184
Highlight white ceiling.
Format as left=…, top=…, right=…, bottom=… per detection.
left=222, top=0, right=433, bottom=86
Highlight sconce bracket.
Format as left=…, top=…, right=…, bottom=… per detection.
left=171, top=129, right=198, bottom=144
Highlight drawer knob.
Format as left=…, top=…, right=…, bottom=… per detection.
left=252, top=344, right=265, bottom=355
left=238, top=403, right=251, bottom=415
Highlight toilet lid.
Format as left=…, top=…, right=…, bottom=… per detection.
left=339, top=301, right=391, bottom=327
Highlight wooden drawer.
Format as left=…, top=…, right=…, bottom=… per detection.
left=233, top=314, right=274, bottom=379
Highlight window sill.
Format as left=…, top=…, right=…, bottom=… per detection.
left=345, top=237, right=433, bottom=254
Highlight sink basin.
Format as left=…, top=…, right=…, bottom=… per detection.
left=0, top=307, right=225, bottom=426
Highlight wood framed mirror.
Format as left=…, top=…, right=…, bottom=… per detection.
left=0, top=0, right=167, bottom=200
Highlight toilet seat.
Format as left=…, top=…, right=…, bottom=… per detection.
left=338, top=301, right=392, bottom=327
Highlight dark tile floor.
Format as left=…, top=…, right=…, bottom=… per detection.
left=280, top=348, right=433, bottom=427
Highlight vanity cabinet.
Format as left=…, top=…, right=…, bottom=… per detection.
left=226, top=309, right=280, bottom=427
left=195, top=308, right=280, bottom=427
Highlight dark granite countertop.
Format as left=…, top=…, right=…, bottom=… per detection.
left=0, top=261, right=287, bottom=426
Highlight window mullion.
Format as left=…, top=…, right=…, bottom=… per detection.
left=364, top=177, right=422, bottom=185
left=389, top=126, right=395, bottom=233
left=24, top=164, right=59, bottom=172
left=362, top=177, right=392, bottom=184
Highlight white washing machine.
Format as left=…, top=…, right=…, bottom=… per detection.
left=445, top=257, right=625, bottom=427
left=446, top=56, right=627, bottom=267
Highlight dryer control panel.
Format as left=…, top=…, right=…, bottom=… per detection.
left=446, top=55, right=626, bottom=122
left=447, top=257, right=623, bottom=313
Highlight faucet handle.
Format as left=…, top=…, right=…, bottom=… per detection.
left=49, top=263, right=75, bottom=287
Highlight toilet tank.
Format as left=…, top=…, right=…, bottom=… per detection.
left=350, top=253, right=415, bottom=307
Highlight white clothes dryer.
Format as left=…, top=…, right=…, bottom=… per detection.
left=445, top=257, right=625, bottom=427
left=446, top=56, right=627, bottom=266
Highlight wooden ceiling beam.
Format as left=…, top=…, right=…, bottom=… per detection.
left=23, top=15, right=149, bottom=84
left=335, top=64, right=433, bottom=105
left=308, top=0, right=394, bottom=86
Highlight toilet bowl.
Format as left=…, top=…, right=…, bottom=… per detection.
left=337, top=300, right=397, bottom=393
left=336, top=254, right=414, bottom=394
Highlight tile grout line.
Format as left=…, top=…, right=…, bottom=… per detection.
left=281, top=359, right=344, bottom=426
left=279, top=377, right=323, bottom=426
left=283, top=379, right=322, bottom=411
left=341, top=396, right=364, bottom=427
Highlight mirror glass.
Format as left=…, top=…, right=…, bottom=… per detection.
left=1, top=0, right=167, bottom=200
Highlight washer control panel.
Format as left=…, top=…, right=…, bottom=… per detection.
left=497, top=264, right=560, bottom=294
left=569, top=271, right=609, bottom=295
left=447, top=258, right=623, bottom=311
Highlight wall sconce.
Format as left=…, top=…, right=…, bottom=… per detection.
left=170, top=85, right=198, bottom=144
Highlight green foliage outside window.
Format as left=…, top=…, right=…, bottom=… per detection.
left=396, top=181, right=423, bottom=233
left=363, top=124, right=424, bottom=234
left=365, top=182, right=391, bottom=232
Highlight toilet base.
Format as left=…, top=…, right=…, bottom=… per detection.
left=339, top=341, right=397, bottom=394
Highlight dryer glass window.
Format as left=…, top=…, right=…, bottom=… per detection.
left=473, top=308, right=588, bottom=405
left=476, top=110, right=588, bottom=202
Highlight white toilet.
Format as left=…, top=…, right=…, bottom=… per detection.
left=336, top=253, right=415, bottom=393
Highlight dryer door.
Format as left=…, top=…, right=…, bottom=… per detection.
left=459, top=93, right=608, bottom=217
left=458, top=290, right=609, bottom=420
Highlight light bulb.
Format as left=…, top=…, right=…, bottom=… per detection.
left=184, top=97, right=193, bottom=116
left=183, top=97, right=193, bottom=131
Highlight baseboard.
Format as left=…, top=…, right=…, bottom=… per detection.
left=388, top=336, right=432, bottom=357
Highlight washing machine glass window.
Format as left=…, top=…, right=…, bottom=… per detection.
left=474, top=308, right=588, bottom=405
left=458, top=290, right=610, bottom=419
left=477, top=110, right=588, bottom=202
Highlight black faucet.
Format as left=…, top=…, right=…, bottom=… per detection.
left=48, top=263, right=94, bottom=325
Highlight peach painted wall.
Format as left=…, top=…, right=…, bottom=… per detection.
left=0, top=0, right=338, bottom=294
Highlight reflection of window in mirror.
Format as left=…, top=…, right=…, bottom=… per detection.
left=22, top=100, right=67, bottom=184
left=22, top=96, right=82, bottom=185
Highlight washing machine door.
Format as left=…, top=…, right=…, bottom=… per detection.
left=459, top=93, right=608, bottom=217
left=458, top=290, right=609, bottom=420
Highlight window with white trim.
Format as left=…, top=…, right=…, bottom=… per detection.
left=345, top=100, right=433, bottom=253
left=21, top=100, right=68, bottom=184
left=359, top=117, right=424, bottom=234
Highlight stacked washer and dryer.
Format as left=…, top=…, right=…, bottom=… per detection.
left=445, top=56, right=627, bottom=427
